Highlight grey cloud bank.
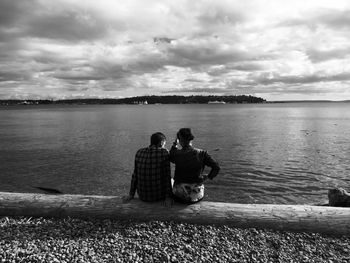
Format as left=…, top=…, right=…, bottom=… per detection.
left=0, top=0, right=350, bottom=100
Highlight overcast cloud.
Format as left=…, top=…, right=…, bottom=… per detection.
left=1, top=0, right=350, bottom=100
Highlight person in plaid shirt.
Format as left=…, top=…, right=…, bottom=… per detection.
left=123, top=132, right=173, bottom=207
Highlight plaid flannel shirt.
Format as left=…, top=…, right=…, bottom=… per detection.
left=129, top=145, right=172, bottom=201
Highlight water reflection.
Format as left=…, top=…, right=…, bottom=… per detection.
left=0, top=103, right=349, bottom=205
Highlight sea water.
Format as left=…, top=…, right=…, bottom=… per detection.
left=1, top=103, right=349, bottom=204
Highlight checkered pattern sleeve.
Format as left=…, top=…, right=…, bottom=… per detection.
left=129, top=157, right=138, bottom=197
left=131, top=147, right=171, bottom=202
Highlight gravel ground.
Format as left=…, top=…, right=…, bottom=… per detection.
left=0, top=217, right=349, bottom=263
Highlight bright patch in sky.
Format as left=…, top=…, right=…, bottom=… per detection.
left=1, top=0, right=350, bottom=100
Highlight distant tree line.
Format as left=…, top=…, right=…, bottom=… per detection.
left=0, top=95, right=266, bottom=105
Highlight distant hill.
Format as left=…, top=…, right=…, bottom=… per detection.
left=0, top=95, right=266, bottom=105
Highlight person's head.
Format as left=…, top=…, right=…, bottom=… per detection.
left=177, top=128, right=194, bottom=147
left=150, top=132, right=166, bottom=147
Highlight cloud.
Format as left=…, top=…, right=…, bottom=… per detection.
left=1, top=0, right=350, bottom=100
left=306, top=47, right=350, bottom=62
left=167, top=37, right=254, bottom=68
left=24, top=10, right=108, bottom=42
left=0, top=1, right=111, bottom=43
left=0, top=71, right=31, bottom=82
left=279, top=7, right=350, bottom=30
left=162, top=87, right=231, bottom=94
left=184, top=78, right=204, bottom=83
left=52, top=73, right=105, bottom=81
left=197, top=6, right=244, bottom=26
left=317, top=9, right=350, bottom=29
left=253, top=72, right=350, bottom=85
left=0, top=0, right=34, bottom=26
left=207, top=62, right=266, bottom=76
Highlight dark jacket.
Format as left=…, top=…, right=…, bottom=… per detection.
left=170, top=145, right=220, bottom=184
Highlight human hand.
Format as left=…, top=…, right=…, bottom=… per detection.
left=173, top=138, right=178, bottom=145
left=199, top=174, right=209, bottom=183
left=162, top=197, right=174, bottom=208
left=122, top=195, right=134, bottom=203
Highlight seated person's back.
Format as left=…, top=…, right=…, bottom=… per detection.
left=124, top=132, right=172, bottom=203
left=134, top=145, right=170, bottom=201
left=170, top=128, right=220, bottom=204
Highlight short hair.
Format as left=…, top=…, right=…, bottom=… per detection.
left=177, top=128, right=194, bottom=141
left=150, top=132, right=166, bottom=146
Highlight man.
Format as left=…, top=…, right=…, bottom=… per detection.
left=123, top=132, right=173, bottom=207
left=170, top=128, right=220, bottom=204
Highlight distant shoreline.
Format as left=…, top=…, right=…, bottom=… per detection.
left=1, top=96, right=349, bottom=106
left=1, top=100, right=349, bottom=106
left=269, top=100, right=350, bottom=103
left=0, top=95, right=266, bottom=105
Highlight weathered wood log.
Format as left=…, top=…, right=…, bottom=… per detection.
left=0, top=191, right=349, bottom=236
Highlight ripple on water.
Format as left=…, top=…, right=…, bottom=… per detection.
left=1, top=103, right=350, bottom=204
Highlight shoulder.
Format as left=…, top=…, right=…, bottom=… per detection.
left=193, top=147, right=203, bottom=152
left=160, top=148, right=170, bottom=160
left=161, top=148, right=169, bottom=154
left=137, top=147, right=149, bottom=152
left=136, top=147, right=149, bottom=156
left=193, top=147, right=206, bottom=154
left=151, top=147, right=169, bottom=156
left=156, top=147, right=169, bottom=156
left=193, top=148, right=212, bottom=160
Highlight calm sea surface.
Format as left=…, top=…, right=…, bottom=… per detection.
left=1, top=103, right=350, bottom=204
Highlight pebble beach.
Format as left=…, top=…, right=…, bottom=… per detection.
left=1, top=217, right=350, bottom=263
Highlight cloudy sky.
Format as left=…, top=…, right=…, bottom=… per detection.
left=1, top=0, right=350, bottom=101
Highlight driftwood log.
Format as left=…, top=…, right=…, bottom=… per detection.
left=0, top=192, right=350, bottom=236
left=328, top=188, right=350, bottom=207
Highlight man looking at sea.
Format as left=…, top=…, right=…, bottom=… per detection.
left=123, top=132, right=173, bottom=207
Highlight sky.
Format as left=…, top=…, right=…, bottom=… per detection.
left=1, top=0, right=350, bottom=101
